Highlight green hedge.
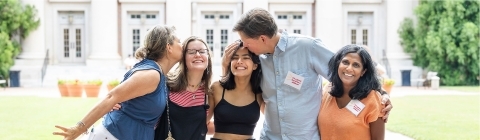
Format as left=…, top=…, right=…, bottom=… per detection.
left=0, top=0, right=40, bottom=80
left=398, top=0, right=480, bottom=85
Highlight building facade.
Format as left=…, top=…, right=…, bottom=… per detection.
left=16, top=0, right=422, bottom=87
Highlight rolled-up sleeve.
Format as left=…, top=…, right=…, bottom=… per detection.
left=309, top=38, right=334, bottom=80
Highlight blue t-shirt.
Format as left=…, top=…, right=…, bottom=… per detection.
left=103, top=59, right=168, bottom=140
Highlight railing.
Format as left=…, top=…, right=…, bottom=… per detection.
left=382, top=49, right=391, bottom=78
left=41, top=49, right=49, bottom=86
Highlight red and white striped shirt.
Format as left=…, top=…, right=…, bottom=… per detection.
left=169, top=86, right=206, bottom=107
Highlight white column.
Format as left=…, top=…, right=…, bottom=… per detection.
left=17, top=0, right=45, bottom=60
left=86, top=0, right=121, bottom=66
left=243, top=0, right=268, bottom=13
left=386, top=0, right=420, bottom=86
left=315, top=0, right=342, bottom=52
left=166, top=0, right=191, bottom=40
left=11, top=0, right=46, bottom=87
left=386, top=0, right=415, bottom=58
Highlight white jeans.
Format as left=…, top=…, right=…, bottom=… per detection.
left=80, top=125, right=118, bottom=140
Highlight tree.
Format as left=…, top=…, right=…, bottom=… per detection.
left=398, top=0, right=479, bottom=86
left=0, top=0, right=40, bottom=81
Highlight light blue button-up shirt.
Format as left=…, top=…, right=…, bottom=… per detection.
left=259, top=32, right=334, bottom=140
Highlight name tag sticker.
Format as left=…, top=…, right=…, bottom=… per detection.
left=283, top=71, right=304, bottom=90
left=346, top=99, right=365, bottom=117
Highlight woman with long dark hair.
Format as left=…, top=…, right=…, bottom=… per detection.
left=318, top=44, right=385, bottom=140
left=208, top=40, right=264, bottom=140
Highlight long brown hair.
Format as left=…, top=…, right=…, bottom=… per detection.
left=167, top=36, right=212, bottom=93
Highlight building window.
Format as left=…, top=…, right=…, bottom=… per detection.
left=219, top=15, right=230, bottom=19
left=63, top=29, right=69, bottom=57
left=294, top=29, right=301, bottom=34
left=146, top=14, right=156, bottom=19
left=206, top=29, right=214, bottom=54
left=204, top=15, right=215, bottom=19
left=277, top=15, right=288, bottom=19
left=362, top=29, right=368, bottom=45
left=221, top=29, right=228, bottom=57
left=75, top=29, right=82, bottom=57
left=132, top=29, right=140, bottom=53
left=293, top=15, right=302, bottom=19
left=351, top=30, right=356, bottom=44
left=131, top=14, right=141, bottom=19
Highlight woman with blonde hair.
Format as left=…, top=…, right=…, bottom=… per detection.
left=53, top=25, right=183, bottom=140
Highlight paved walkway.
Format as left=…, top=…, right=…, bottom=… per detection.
left=1, top=86, right=477, bottom=140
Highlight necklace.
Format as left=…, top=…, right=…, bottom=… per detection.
left=187, top=82, right=201, bottom=100
left=188, top=83, right=200, bottom=88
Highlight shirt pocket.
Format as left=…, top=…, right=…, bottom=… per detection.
left=282, top=69, right=309, bottom=93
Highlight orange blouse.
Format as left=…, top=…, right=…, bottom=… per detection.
left=318, top=90, right=384, bottom=140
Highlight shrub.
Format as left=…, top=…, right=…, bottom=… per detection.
left=383, top=79, right=395, bottom=86
left=85, top=79, right=103, bottom=86
left=108, top=79, right=120, bottom=87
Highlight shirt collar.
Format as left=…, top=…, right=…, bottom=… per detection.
left=275, top=31, right=288, bottom=52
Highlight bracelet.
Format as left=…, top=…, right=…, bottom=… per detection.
left=77, top=121, right=86, bottom=127
left=76, top=121, right=89, bottom=135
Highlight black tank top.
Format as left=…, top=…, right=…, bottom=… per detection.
left=154, top=94, right=208, bottom=140
left=214, top=88, right=260, bottom=135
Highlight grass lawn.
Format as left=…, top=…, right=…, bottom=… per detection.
left=0, top=96, right=100, bottom=140
left=387, top=95, right=480, bottom=140
left=441, top=86, right=480, bottom=93
left=1, top=94, right=479, bottom=140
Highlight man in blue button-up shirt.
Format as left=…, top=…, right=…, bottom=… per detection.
left=222, top=8, right=393, bottom=140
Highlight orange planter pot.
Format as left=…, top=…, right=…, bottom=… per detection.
left=107, top=85, right=116, bottom=92
left=84, top=85, right=101, bottom=97
left=58, top=84, right=69, bottom=97
left=66, top=84, right=83, bottom=97
left=382, top=85, right=393, bottom=95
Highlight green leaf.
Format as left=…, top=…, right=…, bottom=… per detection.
left=0, top=0, right=40, bottom=79
left=398, top=0, right=480, bottom=85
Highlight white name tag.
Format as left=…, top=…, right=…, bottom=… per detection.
left=283, top=71, right=304, bottom=90
left=346, top=99, right=365, bottom=117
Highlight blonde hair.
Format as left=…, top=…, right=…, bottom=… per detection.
left=135, top=25, right=177, bottom=60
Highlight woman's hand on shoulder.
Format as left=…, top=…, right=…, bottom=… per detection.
left=111, top=103, right=121, bottom=111
left=210, top=81, right=222, bottom=95
left=209, top=81, right=223, bottom=107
